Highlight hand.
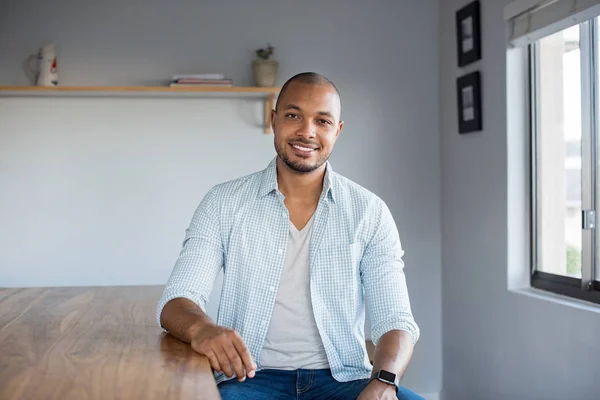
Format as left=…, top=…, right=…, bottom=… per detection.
left=190, top=323, right=256, bottom=382
left=357, top=379, right=397, bottom=400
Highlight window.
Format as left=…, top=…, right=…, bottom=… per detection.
left=530, top=17, right=600, bottom=302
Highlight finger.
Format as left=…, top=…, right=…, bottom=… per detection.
left=215, top=345, right=234, bottom=378
left=223, top=341, right=246, bottom=381
left=204, top=349, right=222, bottom=373
left=232, top=335, right=256, bottom=378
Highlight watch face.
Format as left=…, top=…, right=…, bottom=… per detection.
left=379, top=370, right=396, bottom=383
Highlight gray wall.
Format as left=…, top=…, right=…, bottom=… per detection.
left=0, top=0, right=441, bottom=395
left=440, top=1, right=600, bottom=399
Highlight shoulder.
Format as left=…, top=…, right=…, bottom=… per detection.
left=330, top=171, right=399, bottom=248
left=330, top=170, right=398, bottom=243
left=331, top=170, right=387, bottom=212
left=202, top=168, right=264, bottom=207
left=208, top=170, right=262, bottom=198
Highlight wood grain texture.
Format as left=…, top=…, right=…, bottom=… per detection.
left=0, top=286, right=220, bottom=400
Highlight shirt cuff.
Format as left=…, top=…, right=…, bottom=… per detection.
left=371, top=313, right=420, bottom=346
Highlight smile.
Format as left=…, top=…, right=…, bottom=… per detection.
left=292, top=144, right=316, bottom=152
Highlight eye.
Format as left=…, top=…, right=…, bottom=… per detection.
left=285, top=113, right=299, bottom=119
left=318, top=119, right=332, bottom=125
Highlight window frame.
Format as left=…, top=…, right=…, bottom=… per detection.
left=529, top=18, right=600, bottom=304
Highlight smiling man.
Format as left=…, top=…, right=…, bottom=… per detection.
left=157, top=72, right=422, bottom=400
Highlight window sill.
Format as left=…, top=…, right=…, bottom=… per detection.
left=509, top=286, right=600, bottom=314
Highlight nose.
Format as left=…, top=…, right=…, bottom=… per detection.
left=297, top=119, right=317, bottom=138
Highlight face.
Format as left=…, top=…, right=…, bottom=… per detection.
left=272, top=82, right=343, bottom=173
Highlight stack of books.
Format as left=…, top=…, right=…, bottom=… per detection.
left=169, top=73, right=233, bottom=88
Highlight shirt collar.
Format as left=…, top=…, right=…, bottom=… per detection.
left=258, top=156, right=336, bottom=203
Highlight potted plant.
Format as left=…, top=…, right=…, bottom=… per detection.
left=252, top=43, right=278, bottom=87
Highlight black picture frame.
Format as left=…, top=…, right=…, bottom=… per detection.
left=456, top=71, right=482, bottom=134
left=455, top=1, right=481, bottom=67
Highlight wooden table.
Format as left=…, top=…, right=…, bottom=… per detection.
left=0, top=286, right=221, bottom=400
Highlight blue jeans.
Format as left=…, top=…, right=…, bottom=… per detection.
left=218, top=368, right=424, bottom=400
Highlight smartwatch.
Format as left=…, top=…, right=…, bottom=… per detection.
left=370, top=369, right=399, bottom=391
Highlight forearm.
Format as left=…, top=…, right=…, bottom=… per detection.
left=371, top=329, right=414, bottom=380
left=160, top=297, right=214, bottom=343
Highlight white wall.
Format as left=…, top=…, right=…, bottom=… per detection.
left=0, top=0, right=441, bottom=394
left=439, top=1, right=600, bottom=399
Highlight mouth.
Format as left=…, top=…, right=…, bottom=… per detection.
left=290, top=143, right=318, bottom=157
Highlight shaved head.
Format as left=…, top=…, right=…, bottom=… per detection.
left=276, top=72, right=341, bottom=117
left=271, top=72, right=344, bottom=174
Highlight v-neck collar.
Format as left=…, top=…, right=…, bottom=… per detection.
left=290, top=212, right=316, bottom=234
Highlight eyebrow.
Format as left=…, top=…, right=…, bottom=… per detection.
left=283, top=104, right=335, bottom=119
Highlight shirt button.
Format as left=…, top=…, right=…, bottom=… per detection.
left=278, top=249, right=284, bottom=254
left=269, top=286, right=275, bottom=292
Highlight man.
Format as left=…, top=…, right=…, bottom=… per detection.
left=157, top=72, right=422, bottom=400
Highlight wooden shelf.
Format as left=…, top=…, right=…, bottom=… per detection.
left=0, top=85, right=280, bottom=94
left=0, top=85, right=280, bottom=134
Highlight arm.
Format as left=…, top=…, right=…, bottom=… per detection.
left=359, top=200, right=420, bottom=396
left=369, top=329, right=414, bottom=383
left=156, top=186, right=223, bottom=329
left=359, top=330, right=414, bottom=399
left=157, top=187, right=255, bottom=381
left=161, top=297, right=256, bottom=381
left=159, top=297, right=214, bottom=344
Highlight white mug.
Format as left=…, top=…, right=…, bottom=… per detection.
left=27, top=44, right=58, bottom=86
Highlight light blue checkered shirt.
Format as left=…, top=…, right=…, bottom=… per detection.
left=157, top=157, right=419, bottom=384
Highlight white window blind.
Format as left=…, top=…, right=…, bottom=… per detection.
left=505, top=0, right=600, bottom=46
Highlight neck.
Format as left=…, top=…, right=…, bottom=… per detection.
left=276, top=157, right=326, bottom=200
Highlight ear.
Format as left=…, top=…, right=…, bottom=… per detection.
left=335, top=120, right=344, bottom=139
left=271, top=109, right=277, bottom=133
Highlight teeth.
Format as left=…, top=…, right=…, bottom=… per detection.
left=293, top=145, right=314, bottom=151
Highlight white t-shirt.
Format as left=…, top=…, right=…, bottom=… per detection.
left=259, top=214, right=330, bottom=370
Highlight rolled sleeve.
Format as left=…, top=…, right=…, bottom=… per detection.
left=156, top=186, right=224, bottom=329
left=360, top=199, right=420, bottom=346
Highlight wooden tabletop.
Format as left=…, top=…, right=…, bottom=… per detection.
left=0, top=286, right=221, bottom=400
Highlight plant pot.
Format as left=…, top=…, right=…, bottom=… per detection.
left=252, top=59, right=279, bottom=87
